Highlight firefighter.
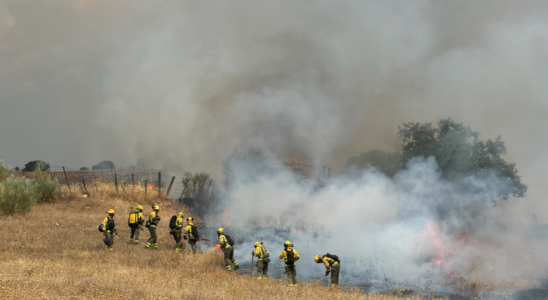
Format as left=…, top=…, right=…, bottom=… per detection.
left=171, top=212, right=184, bottom=252
left=128, top=205, right=144, bottom=244
left=102, top=209, right=116, bottom=251
left=145, top=205, right=160, bottom=249
left=252, top=242, right=269, bottom=280
left=279, top=241, right=299, bottom=286
left=185, top=217, right=198, bottom=255
left=218, top=228, right=239, bottom=270
left=315, top=254, right=340, bottom=288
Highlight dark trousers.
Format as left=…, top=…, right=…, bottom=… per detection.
left=223, top=247, right=238, bottom=268
left=284, top=266, right=297, bottom=284
left=256, top=260, right=268, bottom=278
left=188, top=240, right=197, bottom=254
left=331, top=264, right=340, bottom=285
left=173, top=231, right=182, bottom=249
left=146, top=226, right=158, bottom=248
left=106, top=231, right=114, bottom=248
left=130, top=226, right=140, bottom=242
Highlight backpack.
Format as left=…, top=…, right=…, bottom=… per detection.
left=189, top=224, right=200, bottom=241
left=106, top=218, right=116, bottom=231
left=98, top=224, right=104, bottom=232
left=285, top=249, right=295, bottom=266
left=260, top=244, right=270, bottom=258
left=325, top=253, right=340, bottom=263
left=225, top=234, right=234, bottom=246
left=169, top=215, right=177, bottom=230
left=128, top=212, right=139, bottom=227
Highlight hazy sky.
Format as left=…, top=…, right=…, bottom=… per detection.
left=1, top=0, right=548, bottom=212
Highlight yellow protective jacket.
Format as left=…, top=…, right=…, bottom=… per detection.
left=174, top=217, right=184, bottom=232
left=149, top=211, right=160, bottom=227
left=279, top=248, right=299, bottom=265
left=137, top=212, right=144, bottom=224
left=102, top=216, right=116, bottom=232
left=185, top=220, right=195, bottom=239
left=254, top=245, right=263, bottom=260
left=322, top=256, right=339, bottom=271
left=219, top=234, right=230, bottom=249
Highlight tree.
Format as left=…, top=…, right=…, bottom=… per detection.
left=345, top=150, right=401, bottom=177
left=181, top=172, right=218, bottom=217
left=398, top=118, right=527, bottom=199
left=92, top=161, right=115, bottom=170
left=22, top=160, right=50, bottom=172
left=79, top=167, right=89, bottom=171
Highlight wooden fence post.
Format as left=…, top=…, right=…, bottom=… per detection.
left=63, top=167, right=71, bottom=195
left=82, top=179, right=90, bottom=197
left=114, top=173, right=118, bottom=193
left=158, top=172, right=162, bottom=195
left=166, top=176, right=175, bottom=198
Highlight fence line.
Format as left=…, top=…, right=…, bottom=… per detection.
left=15, top=167, right=195, bottom=203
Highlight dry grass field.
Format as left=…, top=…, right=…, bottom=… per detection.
left=0, top=183, right=445, bottom=299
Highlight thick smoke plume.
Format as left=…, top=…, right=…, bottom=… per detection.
left=221, top=150, right=545, bottom=291
left=2, top=0, right=548, bottom=293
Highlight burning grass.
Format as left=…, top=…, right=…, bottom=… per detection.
left=0, top=183, right=446, bottom=299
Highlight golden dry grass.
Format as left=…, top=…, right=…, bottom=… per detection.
left=0, top=183, right=443, bottom=299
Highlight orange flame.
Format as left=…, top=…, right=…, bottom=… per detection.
left=423, top=220, right=467, bottom=266
left=213, top=244, right=221, bottom=251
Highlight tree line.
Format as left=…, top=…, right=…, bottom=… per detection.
left=344, top=118, right=527, bottom=200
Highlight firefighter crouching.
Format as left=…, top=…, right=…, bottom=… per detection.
left=128, top=205, right=144, bottom=244
left=279, top=241, right=299, bottom=286
left=218, top=228, right=239, bottom=271
left=252, top=242, right=270, bottom=280
left=315, top=254, right=340, bottom=288
left=101, top=209, right=117, bottom=251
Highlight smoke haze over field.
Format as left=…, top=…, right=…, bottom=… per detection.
left=222, top=152, right=544, bottom=291
left=2, top=0, right=548, bottom=291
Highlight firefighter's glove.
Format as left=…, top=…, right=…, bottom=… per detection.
left=325, top=271, right=330, bottom=277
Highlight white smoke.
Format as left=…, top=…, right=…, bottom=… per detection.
left=221, top=152, right=543, bottom=292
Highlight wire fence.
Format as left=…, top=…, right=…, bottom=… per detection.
left=15, top=166, right=194, bottom=201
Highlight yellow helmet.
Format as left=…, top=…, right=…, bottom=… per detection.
left=178, top=212, right=184, bottom=217
left=217, top=227, right=224, bottom=234
left=284, top=240, right=293, bottom=248
left=136, top=205, right=143, bottom=211
left=153, top=205, right=160, bottom=211
left=187, top=217, right=193, bottom=221
left=254, top=242, right=261, bottom=247
left=107, top=209, right=115, bottom=214
left=315, top=255, right=322, bottom=263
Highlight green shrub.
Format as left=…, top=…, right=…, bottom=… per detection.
left=0, top=161, right=12, bottom=181
left=0, top=162, right=58, bottom=214
left=33, top=170, right=58, bottom=203
left=0, top=176, right=37, bottom=215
